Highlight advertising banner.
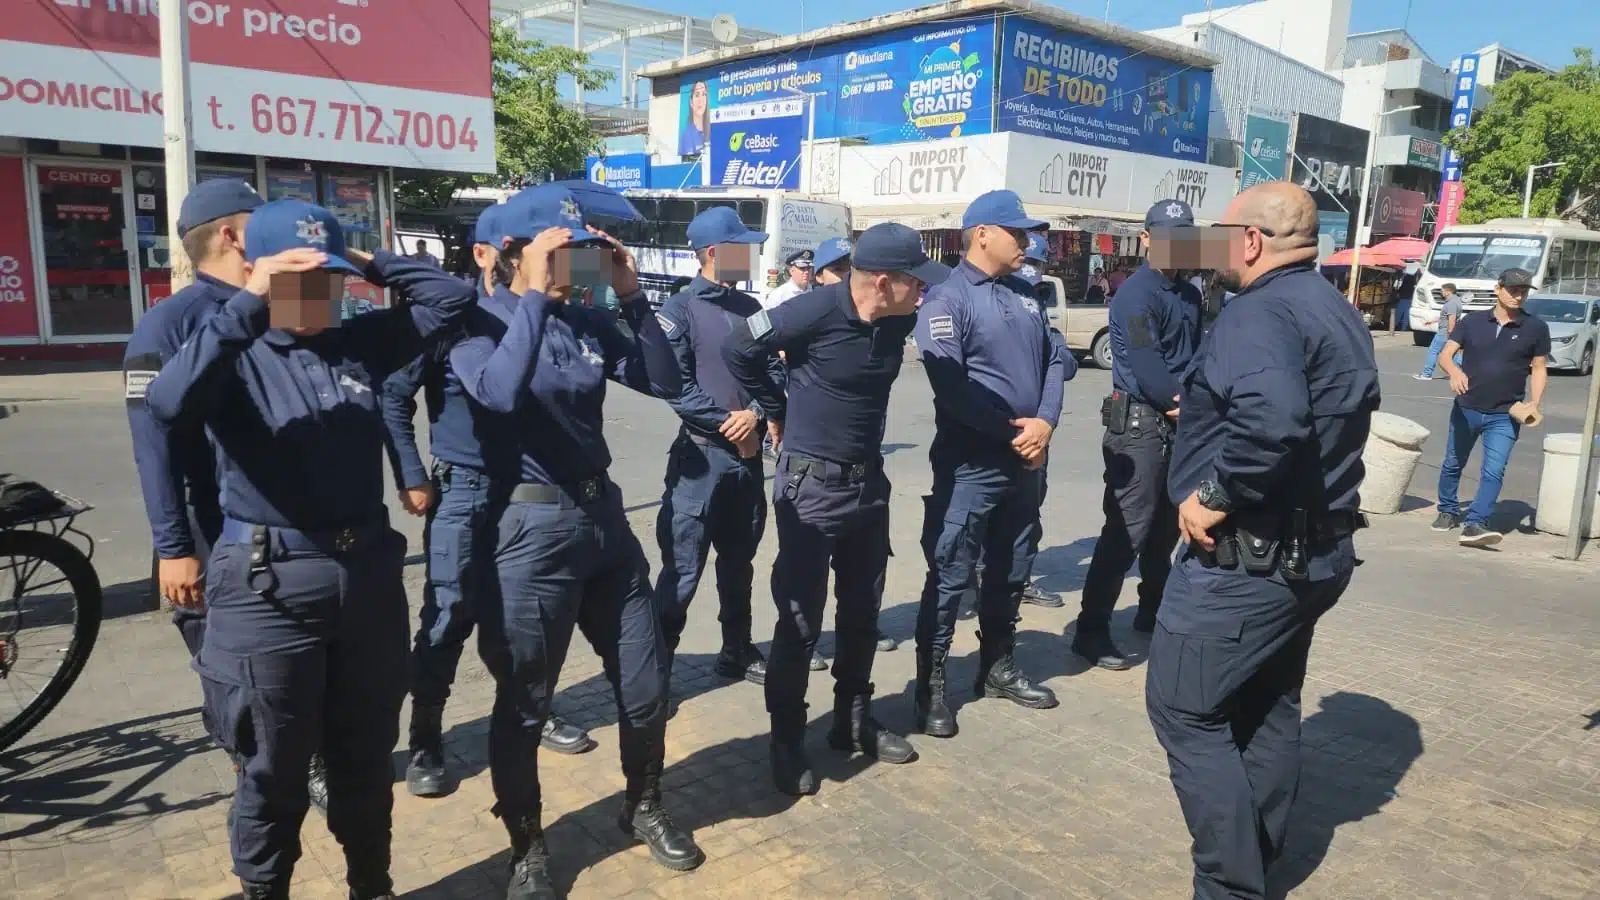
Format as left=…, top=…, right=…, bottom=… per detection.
left=1439, top=53, right=1480, bottom=230
left=1438, top=181, right=1467, bottom=231
left=0, top=158, right=40, bottom=339
left=1002, top=133, right=1236, bottom=221
left=1240, top=113, right=1292, bottom=190
left=1291, top=114, right=1367, bottom=214
left=2, top=1, right=494, bottom=173
left=1372, top=186, right=1425, bottom=236
left=587, top=154, right=651, bottom=190
left=708, top=99, right=806, bottom=190
left=996, top=18, right=1211, bottom=162
left=674, top=19, right=995, bottom=159
left=1406, top=137, right=1443, bottom=169
left=1317, top=210, right=1352, bottom=253
left=838, top=134, right=1008, bottom=206
left=1128, top=154, right=1235, bottom=222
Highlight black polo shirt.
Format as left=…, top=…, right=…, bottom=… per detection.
left=1450, top=309, right=1551, bottom=414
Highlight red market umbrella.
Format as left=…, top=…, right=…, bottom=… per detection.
left=1367, top=237, right=1432, bottom=260
left=1323, top=247, right=1406, bottom=268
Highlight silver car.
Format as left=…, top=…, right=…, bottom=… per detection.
left=1525, top=294, right=1600, bottom=375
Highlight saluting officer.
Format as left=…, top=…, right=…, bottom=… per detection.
left=654, top=208, right=781, bottom=685
left=381, top=206, right=594, bottom=801
left=724, top=223, right=948, bottom=796
left=1074, top=200, right=1204, bottom=671
left=912, top=192, right=1069, bottom=739
left=1147, top=183, right=1379, bottom=899
left=146, top=199, right=476, bottom=900
left=445, top=184, right=699, bottom=897
left=761, top=248, right=815, bottom=309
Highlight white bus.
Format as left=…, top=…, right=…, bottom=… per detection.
left=1410, top=217, right=1600, bottom=345
left=605, top=189, right=851, bottom=309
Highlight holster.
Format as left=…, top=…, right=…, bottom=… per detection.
left=1102, top=391, right=1130, bottom=434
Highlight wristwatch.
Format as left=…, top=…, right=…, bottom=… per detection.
left=1196, top=479, right=1233, bottom=513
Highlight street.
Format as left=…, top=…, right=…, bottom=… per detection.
left=0, top=334, right=1597, bottom=900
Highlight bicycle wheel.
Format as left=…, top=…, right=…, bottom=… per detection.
left=0, top=529, right=103, bottom=754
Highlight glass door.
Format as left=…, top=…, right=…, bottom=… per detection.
left=34, top=162, right=139, bottom=339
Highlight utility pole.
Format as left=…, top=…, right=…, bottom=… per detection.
left=159, top=0, right=196, bottom=292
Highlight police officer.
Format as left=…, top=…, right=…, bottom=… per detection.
left=146, top=198, right=476, bottom=900
left=761, top=248, right=814, bottom=309
left=1074, top=200, right=1205, bottom=671
left=724, top=222, right=947, bottom=796
left=381, top=206, right=594, bottom=801
left=913, top=192, right=1069, bottom=738
left=1147, top=182, right=1379, bottom=899
left=446, top=184, right=698, bottom=897
left=654, top=208, right=780, bottom=685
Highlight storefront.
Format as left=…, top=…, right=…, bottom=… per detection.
left=0, top=1, right=495, bottom=357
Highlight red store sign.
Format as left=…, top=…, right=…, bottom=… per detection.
left=0, top=158, right=41, bottom=339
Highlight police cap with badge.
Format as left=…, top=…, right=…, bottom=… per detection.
left=177, top=178, right=263, bottom=237
left=785, top=249, right=814, bottom=270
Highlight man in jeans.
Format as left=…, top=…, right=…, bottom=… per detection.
left=1416, top=282, right=1463, bottom=379
left=1434, top=268, right=1549, bottom=547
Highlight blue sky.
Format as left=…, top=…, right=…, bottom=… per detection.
left=642, top=0, right=1591, bottom=71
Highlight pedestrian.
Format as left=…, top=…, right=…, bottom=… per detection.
left=912, top=193, right=1069, bottom=738
left=1147, top=182, right=1379, bottom=900
left=1415, top=282, right=1463, bottom=380
left=381, top=205, right=594, bottom=802
left=761, top=249, right=815, bottom=309
left=145, top=198, right=477, bottom=900
left=654, top=207, right=779, bottom=688
left=1432, top=268, right=1549, bottom=547
left=445, top=183, right=699, bottom=897
left=1108, top=264, right=1130, bottom=297
left=724, top=222, right=948, bottom=796
left=408, top=238, right=442, bottom=268
left=1073, top=200, right=1204, bottom=671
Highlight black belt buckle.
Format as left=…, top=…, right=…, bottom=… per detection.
left=580, top=479, right=601, bottom=502
left=334, top=528, right=357, bottom=553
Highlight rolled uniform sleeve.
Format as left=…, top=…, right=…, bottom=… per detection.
left=1113, top=286, right=1182, bottom=411
left=1208, top=303, right=1311, bottom=507
left=915, top=289, right=1017, bottom=441
left=658, top=297, right=732, bottom=434
left=723, top=292, right=833, bottom=423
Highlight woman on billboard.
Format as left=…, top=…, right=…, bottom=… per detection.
left=679, top=80, right=711, bottom=156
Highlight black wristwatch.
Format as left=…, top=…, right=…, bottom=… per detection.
left=1197, top=480, right=1233, bottom=513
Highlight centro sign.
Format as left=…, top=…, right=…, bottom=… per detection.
left=46, top=168, right=114, bottom=186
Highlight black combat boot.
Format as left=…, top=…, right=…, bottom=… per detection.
left=974, top=629, right=1058, bottom=709
left=913, top=648, right=958, bottom=738
left=712, top=643, right=768, bottom=685
left=347, top=874, right=396, bottom=900
left=827, top=687, right=917, bottom=764
left=240, top=880, right=289, bottom=900
left=405, top=703, right=448, bottom=797
left=619, top=774, right=706, bottom=871
left=541, top=715, right=596, bottom=755
left=502, top=811, right=557, bottom=900
left=307, top=753, right=330, bottom=814
left=769, top=715, right=818, bottom=796
left=1020, top=582, right=1065, bottom=608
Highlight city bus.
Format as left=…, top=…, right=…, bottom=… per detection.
left=1410, top=217, right=1600, bottom=345
left=604, top=189, right=852, bottom=309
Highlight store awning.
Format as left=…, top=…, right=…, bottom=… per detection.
left=849, top=204, right=1210, bottom=236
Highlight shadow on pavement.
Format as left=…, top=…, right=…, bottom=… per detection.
left=0, top=707, right=229, bottom=843
left=1268, top=691, right=1423, bottom=898
left=408, top=721, right=873, bottom=898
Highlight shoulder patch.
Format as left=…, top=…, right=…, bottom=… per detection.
left=124, top=369, right=157, bottom=400
left=927, top=315, right=955, bottom=341
left=656, top=313, right=677, bottom=335
left=747, top=308, right=773, bottom=340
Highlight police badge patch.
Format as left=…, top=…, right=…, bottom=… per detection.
left=928, top=315, right=955, bottom=340
left=1021, top=298, right=1040, bottom=316
left=656, top=313, right=677, bottom=335
left=124, top=370, right=157, bottom=400
left=747, top=309, right=773, bottom=340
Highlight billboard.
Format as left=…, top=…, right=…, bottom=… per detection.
left=1240, top=113, right=1292, bottom=190
left=673, top=18, right=996, bottom=158
left=587, top=154, right=651, bottom=190
left=1439, top=53, right=1480, bottom=230
left=996, top=18, right=1211, bottom=162
left=0, top=158, right=40, bottom=339
left=838, top=134, right=1009, bottom=206
left=1291, top=114, right=1368, bottom=215
left=1007, top=132, right=1236, bottom=221
left=1, top=1, right=494, bottom=173
left=708, top=98, right=806, bottom=189
left=1373, top=186, right=1425, bottom=237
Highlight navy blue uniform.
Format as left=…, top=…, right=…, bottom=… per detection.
left=723, top=283, right=916, bottom=739
left=914, top=262, right=1068, bottom=659
left=1079, top=263, right=1203, bottom=637
left=1147, top=263, right=1379, bottom=899
left=146, top=252, right=473, bottom=893
left=654, top=276, right=784, bottom=660
left=446, top=287, right=680, bottom=822
left=124, top=275, right=232, bottom=655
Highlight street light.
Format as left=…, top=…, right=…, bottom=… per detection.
left=1347, top=103, right=1422, bottom=308
left=1523, top=161, right=1565, bottom=218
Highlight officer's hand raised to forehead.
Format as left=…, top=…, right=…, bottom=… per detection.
left=519, top=227, right=572, bottom=300
left=587, top=226, right=641, bottom=299
left=244, top=248, right=330, bottom=297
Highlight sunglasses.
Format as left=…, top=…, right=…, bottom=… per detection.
left=1210, top=223, right=1280, bottom=237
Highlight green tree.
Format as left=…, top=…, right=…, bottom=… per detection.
left=396, top=23, right=613, bottom=209
left=1447, top=48, right=1600, bottom=227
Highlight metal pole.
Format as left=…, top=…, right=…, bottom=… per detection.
left=803, top=93, right=816, bottom=194
left=1524, top=164, right=1536, bottom=218
left=1564, top=361, right=1600, bottom=559
left=1347, top=108, right=1380, bottom=307
left=682, top=16, right=692, bottom=57
left=573, top=0, right=584, bottom=108
left=620, top=37, right=630, bottom=106
left=159, top=0, right=196, bottom=292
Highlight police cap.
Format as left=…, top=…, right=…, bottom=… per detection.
left=177, top=178, right=263, bottom=237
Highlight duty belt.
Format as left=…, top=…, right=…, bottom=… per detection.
left=509, top=477, right=605, bottom=507
left=222, top=517, right=388, bottom=557
left=783, top=453, right=873, bottom=485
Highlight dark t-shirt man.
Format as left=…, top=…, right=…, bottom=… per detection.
left=1451, top=309, right=1551, bottom=414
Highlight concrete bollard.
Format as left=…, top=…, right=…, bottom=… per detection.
left=1535, top=433, right=1600, bottom=538
left=1361, top=412, right=1431, bottom=515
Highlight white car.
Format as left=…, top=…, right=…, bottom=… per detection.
left=1525, top=294, right=1600, bottom=375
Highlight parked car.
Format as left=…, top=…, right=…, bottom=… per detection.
left=1524, top=294, right=1600, bottom=375
left=1060, top=292, right=1113, bottom=370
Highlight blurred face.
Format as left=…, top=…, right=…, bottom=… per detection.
left=1496, top=283, right=1530, bottom=310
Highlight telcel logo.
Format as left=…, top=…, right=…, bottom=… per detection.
left=723, top=159, right=792, bottom=188
left=1172, top=137, right=1202, bottom=156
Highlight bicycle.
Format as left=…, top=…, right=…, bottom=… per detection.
left=0, top=481, right=103, bottom=754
